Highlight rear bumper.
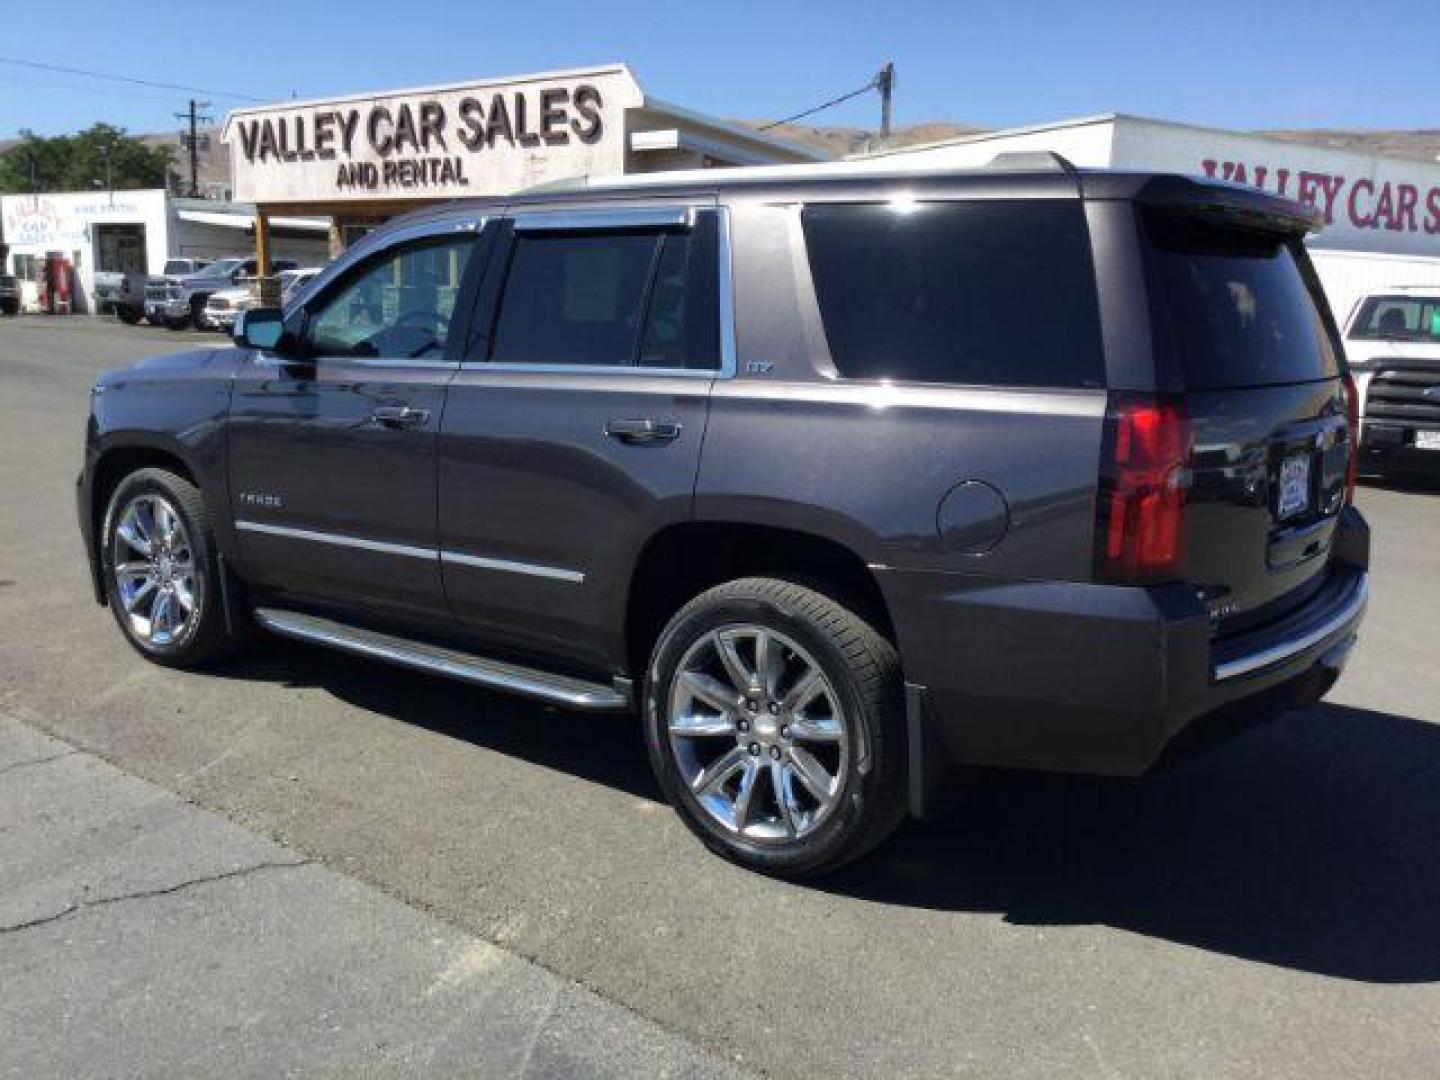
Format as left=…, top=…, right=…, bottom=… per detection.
left=880, top=507, right=1370, bottom=779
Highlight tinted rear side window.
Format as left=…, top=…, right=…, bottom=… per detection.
left=1144, top=213, right=1338, bottom=389
left=801, top=201, right=1105, bottom=388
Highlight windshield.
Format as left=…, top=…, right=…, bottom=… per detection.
left=205, top=258, right=244, bottom=277
left=1144, top=211, right=1339, bottom=389
left=1347, top=295, right=1440, bottom=343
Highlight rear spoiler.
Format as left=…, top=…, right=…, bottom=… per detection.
left=1134, top=174, right=1322, bottom=236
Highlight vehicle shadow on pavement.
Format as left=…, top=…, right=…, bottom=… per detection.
left=216, top=639, right=664, bottom=801
left=1360, top=473, right=1440, bottom=497
left=823, top=703, right=1440, bottom=984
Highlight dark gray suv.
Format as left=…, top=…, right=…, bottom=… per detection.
left=76, top=161, right=1369, bottom=876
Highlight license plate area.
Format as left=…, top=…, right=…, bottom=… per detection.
left=1277, top=453, right=1312, bottom=520
left=1416, top=430, right=1440, bottom=451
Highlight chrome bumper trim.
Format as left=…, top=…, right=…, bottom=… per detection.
left=1213, top=573, right=1368, bottom=682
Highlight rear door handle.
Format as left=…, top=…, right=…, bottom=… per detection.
left=370, top=404, right=430, bottom=429
left=605, top=418, right=682, bottom=445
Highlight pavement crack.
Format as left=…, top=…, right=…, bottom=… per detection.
left=0, top=858, right=312, bottom=936
left=0, top=749, right=78, bottom=777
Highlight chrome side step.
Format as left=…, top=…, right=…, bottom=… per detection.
left=253, top=608, right=632, bottom=711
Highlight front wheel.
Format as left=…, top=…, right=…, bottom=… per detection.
left=116, top=306, right=143, bottom=325
left=100, top=468, right=247, bottom=668
left=644, top=578, right=907, bottom=878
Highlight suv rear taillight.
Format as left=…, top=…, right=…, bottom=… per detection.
left=1095, top=395, right=1192, bottom=584
left=1340, top=372, right=1360, bottom=505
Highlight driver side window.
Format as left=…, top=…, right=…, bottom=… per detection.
left=308, top=236, right=475, bottom=360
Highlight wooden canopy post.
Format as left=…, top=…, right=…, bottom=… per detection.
left=253, top=207, right=281, bottom=307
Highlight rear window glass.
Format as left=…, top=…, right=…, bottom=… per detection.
left=1347, top=295, right=1440, bottom=343
left=801, top=201, right=1105, bottom=388
left=1144, top=213, right=1338, bottom=389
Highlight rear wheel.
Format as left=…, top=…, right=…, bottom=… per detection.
left=101, top=468, right=247, bottom=667
left=116, top=306, right=142, bottom=325
left=644, top=578, right=907, bottom=878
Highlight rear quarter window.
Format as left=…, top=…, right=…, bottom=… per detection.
left=1143, top=212, right=1339, bottom=389
left=800, top=200, right=1106, bottom=389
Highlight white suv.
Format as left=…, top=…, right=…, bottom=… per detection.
left=1342, top=287, right=1440, bottom=474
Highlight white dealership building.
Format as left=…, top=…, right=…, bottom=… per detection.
left=0, top=190, right=328, bottom=313
left=862, top=113, right=1440, bottom=322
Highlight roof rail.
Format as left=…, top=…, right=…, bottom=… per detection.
left=985, top=150, right=1080, bottom=176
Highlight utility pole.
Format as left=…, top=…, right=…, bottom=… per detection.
left=98, top=142, right=114, bottom=205
left=174, top=98, right=212, bottom=198
left=876, top=61, right=895, bottom=143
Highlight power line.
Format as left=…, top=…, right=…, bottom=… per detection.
left=0, top=56, right=269, bottom=103
left=759, top=63, right=895, bottom=132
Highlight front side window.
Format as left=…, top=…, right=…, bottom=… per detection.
left=484, top=213, right=718, bottom=370
left=1348, top=295, right=1440, bottom=343
left=801, top=200, right=1106, bottom=388
left=307, top=236, right=475, bottom=360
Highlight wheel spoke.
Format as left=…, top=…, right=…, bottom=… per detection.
left=115, top=561, right=151, bottom=580
left=151, top=590, right=173, bottom=636
left=122, top=575, right=156, bottom=612
left=714, top=630, right=754, bottom=692
left=771, top=759, right=799, bottom=837
left=171, top=578, right=196, bottom=614
left=782, top=668, right=825, bottom=713
left=692, top=746, right=748, bottom=796
left=753, top=630, right=782, bottom=698
left=787, top=714, right=843, bottom=742
left=669, top=712, right=735, bottom=739
left=788, top=746, right=837, bottom=803
left=116, top=509, right=152, bottom=556
left=732, top=759, right=761, bottom=830
left=680, top=670, right=739, bottom=715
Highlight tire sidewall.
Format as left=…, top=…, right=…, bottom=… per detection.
left=101, top=471, right=215, bottom=663
left=644, top=588, right=882, bottom=876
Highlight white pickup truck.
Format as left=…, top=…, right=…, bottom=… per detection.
left=1343, top=287, right=1440, bottom=476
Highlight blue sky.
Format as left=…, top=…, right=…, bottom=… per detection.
left=1, top=0, right=1433, bottom=140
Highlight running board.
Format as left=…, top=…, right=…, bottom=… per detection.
left=252, top=608, right=632, bottom=711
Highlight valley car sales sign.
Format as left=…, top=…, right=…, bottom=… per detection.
left=222, top=65, right=643, bottom=204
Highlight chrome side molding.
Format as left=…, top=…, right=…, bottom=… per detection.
left=253, top=608, right=631, bottom=711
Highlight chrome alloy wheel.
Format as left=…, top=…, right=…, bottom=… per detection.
left=667, top=625, right=849, bottom=842
left=111, top=493, right=201, bottom=647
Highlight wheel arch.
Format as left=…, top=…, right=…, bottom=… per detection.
left=86, top=441, right=204, bottom=604
left=624, top=520, right=896, bottom=680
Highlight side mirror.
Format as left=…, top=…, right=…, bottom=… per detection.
left=235, top=307, right=287, bottom=350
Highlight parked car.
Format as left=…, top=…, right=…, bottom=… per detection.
left=141, top=259, right=209, bottom=326
left=0, top=273, right=19, bottom=316
left=76, top=162, right=1369, bottom=876
left=146, top=256, right=295, bottom=330
left=93, top=270, right=149, bottom=324
left=1341, top=286, right=1440, bottom=475
left=204, top=268, right=322, bottom=332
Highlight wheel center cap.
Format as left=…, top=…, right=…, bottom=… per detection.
left=753, top=714, right=779, bottom=740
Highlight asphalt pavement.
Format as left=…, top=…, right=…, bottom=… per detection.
left=2, top=314, right=1439, bottom=1078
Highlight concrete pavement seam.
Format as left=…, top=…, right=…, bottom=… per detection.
left=0, top=749, right=78, bottom=777
left=0, top=858, right=313, bottom=936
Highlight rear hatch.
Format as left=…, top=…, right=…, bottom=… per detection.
left=1141, top=204, right=1351, bottom=635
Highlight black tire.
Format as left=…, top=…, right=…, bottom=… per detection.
left=100, top=467, right=249, bottom=668
left=643, top=577, right=907, bottom=878
left=116, top=306, right=143, bottom=325
left=189, top=296, right=209, bottom=331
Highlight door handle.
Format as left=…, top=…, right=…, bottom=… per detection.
left=369, top=405, right=430, bottom=429
left=605, top=418, right=682, bottom=445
